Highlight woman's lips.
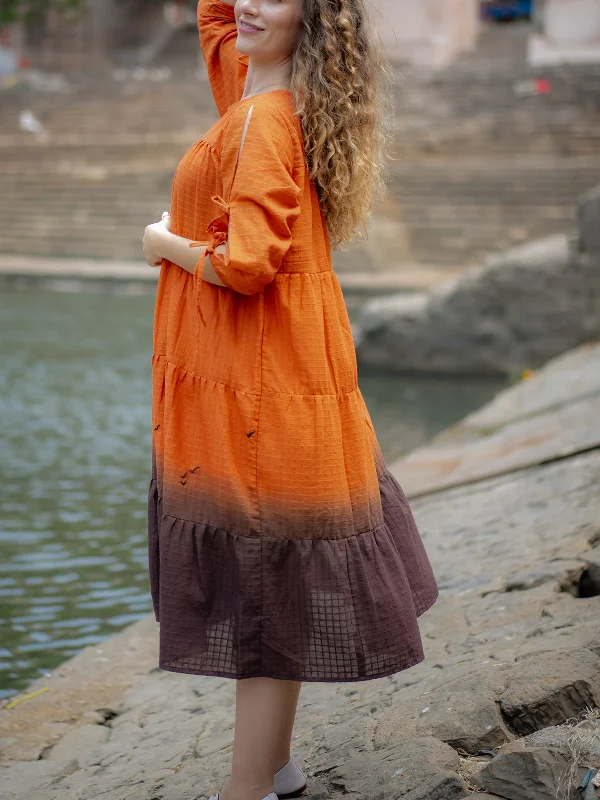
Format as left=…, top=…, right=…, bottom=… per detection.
left=239, top=19, right=264, bottom=33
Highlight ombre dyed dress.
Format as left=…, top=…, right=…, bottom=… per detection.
left=147, top=0, right=438, bottom=682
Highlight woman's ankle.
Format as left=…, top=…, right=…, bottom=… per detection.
left=274, top=753, right=293, bottom=773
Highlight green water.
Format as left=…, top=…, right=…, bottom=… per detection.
left=0, top=289, right=505, bottom=697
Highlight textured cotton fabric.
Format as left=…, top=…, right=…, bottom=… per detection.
left=147, top=0, right=438, bottom=682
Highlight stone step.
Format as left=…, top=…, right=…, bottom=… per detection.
left=0, top=177, right=589, bottom=266
left=0, top=231, right=572, bottom=268
left=3, top=129, right=599, bottom=160
left=19, top=189, right=572, bottom=206
left=1, top=17, right=597, bottom=272
left=0, top=189, right=582, bottom=213
left=4, top=161, right=598, bottom=190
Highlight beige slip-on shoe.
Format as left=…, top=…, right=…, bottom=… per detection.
left=209, top=794, right=278, bottom=800
left=274, top=757, right=307, bottom=798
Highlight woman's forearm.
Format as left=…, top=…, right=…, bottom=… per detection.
left=161, top=230, right=228, bottom=288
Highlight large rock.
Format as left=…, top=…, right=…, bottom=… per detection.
left=578, top=545, right=600, bottom=597
left=499, top=648, right=600, bottom=735
left=415, top=681, right=511, bottom=754
left=403, top=448, right=600, bottom=592
left=45, top=723, right=111, bottom=769
left=375, top=674, right=511, bottom=754
left=356, top=233, right=600, bottom=375
left=523, top=720, right=600, bottom=761
left=375, top=646, right=600, bottom=758
left=578, top=185, right=600, bottom=254
left=472, top=719, right=600, bottom=800
left=472, top=743, right=571, bottom=800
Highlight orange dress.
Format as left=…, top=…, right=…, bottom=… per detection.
left=147, top=0, right=438, bottom=681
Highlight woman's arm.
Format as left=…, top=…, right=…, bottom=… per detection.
left=198, top=0, right=248, bottom=115
left=143, top=100, right=302, bottom=297
left=160, top=229, right=228, bottom=288
left=206, top=103, right=302, bottom=296
left=142, top=220, right=228, bottom=288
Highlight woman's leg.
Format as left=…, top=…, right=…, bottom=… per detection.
left=220, top=677, right=302, bottom=800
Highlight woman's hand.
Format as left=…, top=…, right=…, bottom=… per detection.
left=143, top=212, right=171, bottom=267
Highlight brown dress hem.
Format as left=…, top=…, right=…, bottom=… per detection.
left=148, top=467, right=439, bottom=683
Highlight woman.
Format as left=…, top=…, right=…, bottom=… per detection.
left=142, top=1, right=438, bottom=799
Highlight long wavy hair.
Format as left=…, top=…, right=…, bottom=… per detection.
left=291, top=0, right=393, bottom=249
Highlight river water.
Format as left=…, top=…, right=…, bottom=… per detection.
left=0, top=289, right=505, bottom=697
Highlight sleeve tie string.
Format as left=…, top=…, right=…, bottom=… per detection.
left=188, top=194, right=230, bottom=327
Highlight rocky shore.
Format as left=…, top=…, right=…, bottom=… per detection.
left=2, top=342, right=600, bottom=800
left=355, top=187, right=600, bottom=377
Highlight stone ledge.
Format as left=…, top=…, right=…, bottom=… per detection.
left=0, top=255, right=458, bottom=295
left=0, top=254, right=158, bottom=281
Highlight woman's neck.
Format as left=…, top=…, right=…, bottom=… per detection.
left=242, top=58, right=292, bottom=99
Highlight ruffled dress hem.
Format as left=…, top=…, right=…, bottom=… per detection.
left=148, top=467, right=439, bottom=683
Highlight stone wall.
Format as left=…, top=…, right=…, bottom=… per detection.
left=529, top=0, right=600, bottom=65
left=544, top=0, right=600, bottom=46
left=14, top=0, right=174, bottom=70
left=14, top=0, right=480, bottom=71
left=370, top=0, right=480, bottom=67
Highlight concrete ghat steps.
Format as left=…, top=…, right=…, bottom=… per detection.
left=4, top=116, right=600, bottom=160
left=1, top=20, right=599, bottom=271
left=1, top=155, right=598, bottom=266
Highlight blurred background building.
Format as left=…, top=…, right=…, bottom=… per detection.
left=4, top=1, right=600, bottom=72
left=1, top=0, right=599, bottom=294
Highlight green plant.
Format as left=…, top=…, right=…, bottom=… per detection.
left=0, top=0, right=83, bottom=26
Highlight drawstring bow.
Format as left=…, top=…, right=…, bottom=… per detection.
left=188, top=194, right=230, bottom=327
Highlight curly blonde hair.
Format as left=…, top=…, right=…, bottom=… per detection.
left=291, top=0, right=393, bottom=249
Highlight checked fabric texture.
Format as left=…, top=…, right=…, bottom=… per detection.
left=147, top=0, right=438, bottom=682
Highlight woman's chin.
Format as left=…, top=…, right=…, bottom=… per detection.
left=235, top=36, right=258, bottom=57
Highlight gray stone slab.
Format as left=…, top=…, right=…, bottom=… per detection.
left=412, top=449, right=600, bottom=595
left=393, top=389, right=600, bottom=498
left=377, top=674, right=511, bottom=755
left=328, top=738, right=467, bottom=800
left=46, top=723, right=110, bottom=769
left=0, top=254, right=159, bottom=281
left=0, top=614, right=159, bottom=763
left=524, top=720, right=600, bottom=760
left=391, top=342, right=600, bottom=499
left=462, top=342, right=600, bottom=431
left=579, top=545, right=600, bottom=569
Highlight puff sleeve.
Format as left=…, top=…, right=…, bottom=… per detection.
left=197, top=0, right=248, bottom=116
left=207, top=103, right=302, bottom=296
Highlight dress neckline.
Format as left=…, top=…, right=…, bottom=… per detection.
left=235, top=89, right=293, bottom=104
